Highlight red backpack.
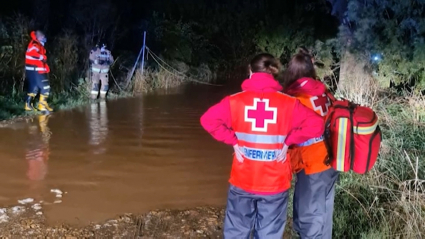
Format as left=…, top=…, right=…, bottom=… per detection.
left=323, top=92, right=382, bottom=174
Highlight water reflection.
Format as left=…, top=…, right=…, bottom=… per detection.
left=26, top=114, right=51, bottom=181
left=88, top=101, right=109, bottom=154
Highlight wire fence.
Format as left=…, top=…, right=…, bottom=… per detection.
left=145, top=46, right=222, bottom=87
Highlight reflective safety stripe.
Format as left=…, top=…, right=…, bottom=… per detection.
left=43, top=86, right=50, bottom=89
left=27, top=46, right=39, bottom=52
left=235, top=132, right=286, bottom=144
left=297, top=135, right=324, bottom=147
left=92, top=67, right=109, bottom=73
left=91, top=91, right=99, bottom=94
left=354, top=121, right=378, bottom=135
left=25, top=66, right=47, bottom=71
left=241, top=146, right=281, bottom=162
left=336, top=118, right=348, bottom=171
left=25, top=55, right=40, bottom=60
left=100, top=91, right=107, bottom=94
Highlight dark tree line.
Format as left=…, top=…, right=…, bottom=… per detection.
left=3, top=0, right=422, bottom=95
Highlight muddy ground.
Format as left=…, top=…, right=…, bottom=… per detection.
left=0, top=205, right=295, bottom=238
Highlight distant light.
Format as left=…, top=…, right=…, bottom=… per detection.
left=372, top=53, right=382, bottom=63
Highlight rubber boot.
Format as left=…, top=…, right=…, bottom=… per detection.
left=91, top=83, right=100, bottom=100
left=99, top=84, right=108, bottom=99
left=25, top=94, right=36, bottom=111
left=91, top=92, right=99, bottom=100
left=37, top=94, right=53, bottom=113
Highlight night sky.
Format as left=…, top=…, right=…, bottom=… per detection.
left=0, top=0, right=152, bottom=51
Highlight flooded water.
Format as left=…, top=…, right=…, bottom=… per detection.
left=0, top=84, right=239, bottom=225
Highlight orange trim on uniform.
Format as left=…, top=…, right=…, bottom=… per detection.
left=290, top=93, right=331, bottom=175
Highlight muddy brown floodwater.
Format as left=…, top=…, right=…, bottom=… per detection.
left=0, top=84, right=238, bottom=227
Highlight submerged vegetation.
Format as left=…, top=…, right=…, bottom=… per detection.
left=0, top=0, right=424, bottom=237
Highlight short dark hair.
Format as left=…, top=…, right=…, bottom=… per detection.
left=282, top=53, right=317, bottom=89
left=35, top=30, right=45, bottom=36
left=249, top=53, right=281, bottom=77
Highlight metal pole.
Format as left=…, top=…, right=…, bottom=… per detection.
left=140, top=31, right=147, bottom=76
left=125, top=33, right=144, bottom=88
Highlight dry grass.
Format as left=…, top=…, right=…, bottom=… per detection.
left=405, top=92, right=425, bottom=123
left=132, top=62, right=215, bottom=93
left=336, top=52, right=379, bottom=108
left=132, top=68, right=185, bottom=93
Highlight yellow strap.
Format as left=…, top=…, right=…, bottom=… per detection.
left=336, top=118, right=348, bottom=171
left=353, top=121, right=378, bottom=135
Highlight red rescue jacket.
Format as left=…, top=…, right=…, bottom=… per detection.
left=229, top=91, right=296, bottom=193
left=200, top=73, right=325, bottom=193
left=25, top=31, right=50, bottom=74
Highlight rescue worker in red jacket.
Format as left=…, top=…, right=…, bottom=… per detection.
left=200, top=53, right=325, bottom=238
left=283, top=52, right=339, bottom=239
left=25, top=30, right=53, bottom=112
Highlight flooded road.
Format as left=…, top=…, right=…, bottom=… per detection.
left=0, top=84, right=237, bottom=225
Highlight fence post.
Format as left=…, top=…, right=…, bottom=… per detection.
left=125, top=31, right=147, bottom=89
left=140, top=31, right=147, bottom=76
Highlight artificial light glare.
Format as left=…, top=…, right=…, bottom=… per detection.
left=371, top=53, right=382, bottom=63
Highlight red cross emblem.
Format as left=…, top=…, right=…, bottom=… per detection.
left=245, top=98, right=277, bottom=132
left=310, top=94, right=330, bottom=116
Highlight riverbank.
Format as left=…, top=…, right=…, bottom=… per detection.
left=0, top=68, right=193, bottom=123
left=0, top=89, right=130, bottom=123
left=0, top=204, right=225, bottom=238
left=0, top=205, right=299, bottom=238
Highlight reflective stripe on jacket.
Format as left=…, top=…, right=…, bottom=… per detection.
left=91, top=67, right=109, bottom=73
left=229, top=91, right=296, bottom=193
left=291, top=93, right=331, bottom=175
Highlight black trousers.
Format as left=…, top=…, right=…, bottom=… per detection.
left=26, top=70, right=50, bottom=95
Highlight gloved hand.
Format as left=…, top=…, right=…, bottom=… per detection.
left=39, top=55, right=47, bottom=61
left=233, top=144, right=244, bottom=163
left=276, top=144, right=289, bottom=163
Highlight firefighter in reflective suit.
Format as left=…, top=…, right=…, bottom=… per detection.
left=89, top=43, right=114, bottom=99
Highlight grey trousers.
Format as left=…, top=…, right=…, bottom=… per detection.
left=293, top=168, right=339, bottom=239
left=223, top=185, right=289, bottom=239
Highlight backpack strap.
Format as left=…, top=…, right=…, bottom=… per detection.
left=323, top=111, right=334, bottom=166
left=323, top=89, right=336, bottom=165
left=325, top=89, right=337, bottom=103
